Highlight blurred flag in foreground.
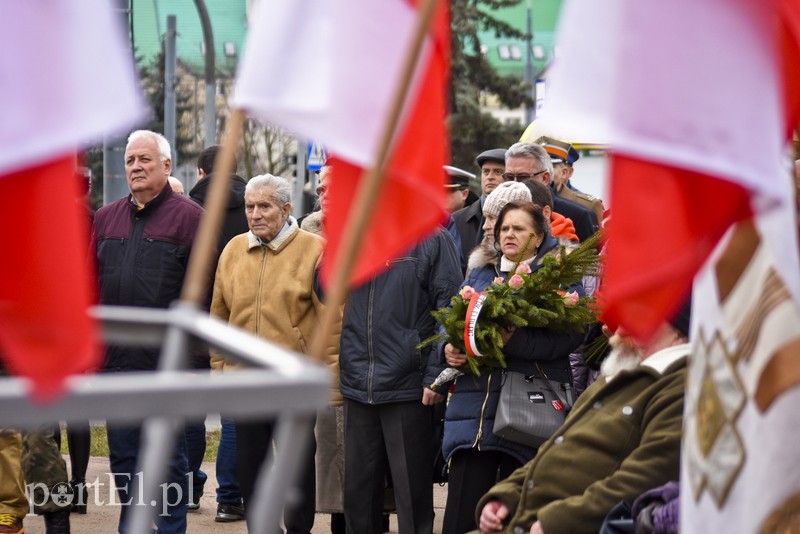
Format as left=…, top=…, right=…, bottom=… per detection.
left=683, top=204, right=800, bottom=531
left=0, top=1, right=145, bottom=399
left=233, top=0, right=450, bottom=287
left=537, top=0, right=800, bottom=340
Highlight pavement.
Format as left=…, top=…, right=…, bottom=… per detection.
left=21, top=456, right=448, bottom=533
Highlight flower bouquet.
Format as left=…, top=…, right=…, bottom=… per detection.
left=421, top=232, right=601, bottom=389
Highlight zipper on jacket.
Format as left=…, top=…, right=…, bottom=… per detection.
left=473, top=373, right=493, bottom=449
left=255, top=248, right=267, bottom=335
left=367, top=277, right=376, bottom=404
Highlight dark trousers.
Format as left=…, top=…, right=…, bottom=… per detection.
left=216, top=417, right=242, bottom=504
left=236, top=418, right=316, bottom=534
left=343, top=399, right=435, bottom=534
left=442, top=448, right=523, bottom=534
left=184, top=420, right=208, bottom=500
left=106, top=424, right=188, bottom=534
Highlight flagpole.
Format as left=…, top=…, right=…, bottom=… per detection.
left=308, top=0, right=440, bottom=360
left=180, top=108, right=245, bottom=306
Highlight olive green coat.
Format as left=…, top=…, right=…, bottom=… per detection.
left=475, top=344, right=688, bottom=534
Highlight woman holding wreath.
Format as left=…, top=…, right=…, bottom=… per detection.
left=440, top=202, right=585, bottom=534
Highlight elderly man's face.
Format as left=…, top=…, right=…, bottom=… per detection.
left=505, top=157, right=550, bottom=186
left=316, top=170, right=331, bottom=214
left=125, top=137, right=171, bottom=202
left=245, top=186, right=291, bottom=241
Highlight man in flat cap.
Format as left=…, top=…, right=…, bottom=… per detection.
left=452, top=148, right=506, bottom=265
left=536, top=136, right=605, bottom=226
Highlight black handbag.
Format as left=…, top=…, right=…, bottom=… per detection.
left=492, top=362, right=574, bottom=448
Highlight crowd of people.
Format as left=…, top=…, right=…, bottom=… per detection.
left=0, top=129, right=692, bottom=534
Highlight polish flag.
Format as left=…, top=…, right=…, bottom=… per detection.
left=233, top=0, right=449, bottom=287
left=0, top=2, right=145, bottom=399
left=536, top=0, right=800, bottom=340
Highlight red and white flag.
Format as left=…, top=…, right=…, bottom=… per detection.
left=233, top=0, right=450, bottom=287
left=0, top=1, right=145, bottom=399
left=537, top=0, right=800, bottom=340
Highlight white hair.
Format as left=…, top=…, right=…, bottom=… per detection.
left=127, top=130, right=172, bottom=162
left=246, top=174, right=292, bottom=205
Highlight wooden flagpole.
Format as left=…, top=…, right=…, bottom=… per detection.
left=308, top=0, right=440, bottom=360
left=180, top=108, right=245, bottom=306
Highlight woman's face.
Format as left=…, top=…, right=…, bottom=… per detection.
left=499, top=208, right=542, bottom=261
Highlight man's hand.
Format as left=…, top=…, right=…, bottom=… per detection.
left=478, top=500, right=509, bottom=533
left=422, top=387, right=445, bottom=405
left=530, top=520, right=545, bottom=534
left=444, top=343, right=468, bottom=367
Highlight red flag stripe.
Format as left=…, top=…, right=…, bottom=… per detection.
left=599, top=155, right=752, bottom=341
left=0, top=155, right=100, bottom=400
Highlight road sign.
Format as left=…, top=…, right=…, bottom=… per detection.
left=307, top=142, right=327, bottom=172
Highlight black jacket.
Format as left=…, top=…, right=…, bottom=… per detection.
left=189, top=173, right=249, bottom=253
left=93, top=185, right=204, bottom=370
left=338, top=229, right=463, bottom=404
left=452, top=198, right=483, bottom=264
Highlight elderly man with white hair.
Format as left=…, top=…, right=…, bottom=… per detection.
left=210, top=174, right=337, bottom=533
left=93, top=129, right=205, bottom=534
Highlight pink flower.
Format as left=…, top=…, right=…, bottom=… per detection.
left=493, top=277, right=504, bottom=285
left=508, top=274, right=524, bottom=290
left=515, top=263, right=531, bottom=275
left=562, top=291, right=580, bottom=307
left=460, top=285, right=476, bottom=300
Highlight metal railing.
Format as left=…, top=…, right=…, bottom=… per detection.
left=0, top=304, right=329, bottom=534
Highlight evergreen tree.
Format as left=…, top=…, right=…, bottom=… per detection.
left=450, top=0, right=529, bottom=171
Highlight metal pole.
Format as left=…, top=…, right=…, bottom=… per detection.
left=164, top=15, right=177, bottom=163
left=103, top=0, right=133, bottom=206
left=194, top=0, right=217, bottom=145
left=294, top=140, right=308, bottom=219
left=525, top=0, right=534, bottom=124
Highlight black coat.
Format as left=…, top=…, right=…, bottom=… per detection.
left=452, top=198, right=483, bottom=264
left=189, top=173, right=249, bottom=254
left=338, top=229, right=462, bottom=404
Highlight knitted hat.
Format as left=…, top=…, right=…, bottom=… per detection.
left=483, top=181, right=532, bottom=218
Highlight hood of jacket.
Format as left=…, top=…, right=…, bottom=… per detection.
left=189, top=173, right=247, bottom=210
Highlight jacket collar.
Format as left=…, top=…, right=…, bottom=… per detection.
left=246, top=217, right=299, bottom=252
left=128, top=183, right=172, bottom=213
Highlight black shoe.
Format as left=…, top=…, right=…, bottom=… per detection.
left=187, top=492, right=203, bottom=512
left=382, top=513, right=390, bottom=533
left=69, top=480, right=88, bottom=514
left=43, top=509, right=71, bottom=534
left=215, top=502, right=245, bottom=522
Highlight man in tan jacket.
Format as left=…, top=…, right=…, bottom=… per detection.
left=210, top=174, right=330, bottom=534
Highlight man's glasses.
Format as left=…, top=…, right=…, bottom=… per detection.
left=502, top=169, right=546, bottom=182
left=316, top=185, right=328, bottom=196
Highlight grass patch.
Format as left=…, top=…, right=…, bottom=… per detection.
left=59, top=425, right=222, bottom=463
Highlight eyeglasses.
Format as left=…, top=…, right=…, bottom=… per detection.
left=316, top=185, right=328, bottom=196
left=502, top=170, right=546, bottom=182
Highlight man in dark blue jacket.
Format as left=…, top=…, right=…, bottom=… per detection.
left=339, top=229, right=462, bottom=534
left=92, top=129, right=203, bottom=534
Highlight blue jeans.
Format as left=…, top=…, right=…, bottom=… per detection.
left=184, top=420, right=208, bottom=500
left=216, top=418, right=241, bottom=504
left=106, top=424, right=188, bottom=534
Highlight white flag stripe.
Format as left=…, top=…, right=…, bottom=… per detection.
left=0, top=1, right=145, bottom=175
left=538, top=0, right=786, bottom=210
left=233, top=0, right=422, bottom=167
